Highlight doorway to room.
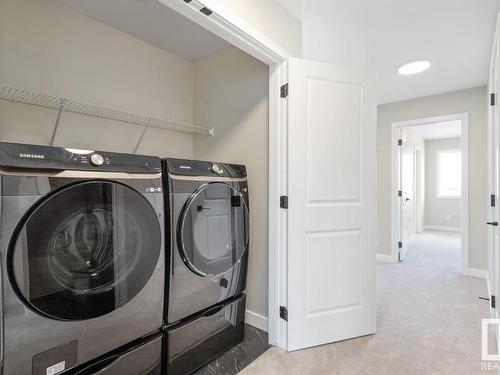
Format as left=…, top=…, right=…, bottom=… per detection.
left=391, top=113, right=468, bottom=272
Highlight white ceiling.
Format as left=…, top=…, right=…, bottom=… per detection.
left=275, top=0, right=304, bottom=22
left=411, top=120, right=462, bottom=140
left=277, top=0, right=497, bottom=104
left=62, top=0, right=229, bottom=62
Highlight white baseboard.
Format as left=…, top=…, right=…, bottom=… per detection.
left=245, top=310, right=268, bottom=332
left=462, top=267, right=488, bottom=279
left=423, top=225, right=461, bottom=233
left=377, top=253, right=397, bottom=263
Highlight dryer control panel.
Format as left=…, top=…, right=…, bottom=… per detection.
left=166, top=158, right=247, bottom=178
left=0, top=142, right=161, bottom=173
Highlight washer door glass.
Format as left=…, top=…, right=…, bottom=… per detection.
left=9, top=181, right=161, bottom=320
left=178, top=183, right=249, bottom=277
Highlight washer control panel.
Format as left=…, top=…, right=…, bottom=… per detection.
left=0, top=142, right=161, bottom=173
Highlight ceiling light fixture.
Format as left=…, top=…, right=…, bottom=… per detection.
left=398, top=60, right=431, bottom=75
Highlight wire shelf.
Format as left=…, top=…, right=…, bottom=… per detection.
left=0, top=84, right=214, bottom=136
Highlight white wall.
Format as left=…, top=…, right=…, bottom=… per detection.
left=424, top=137, right=462, bottom=229
left=211, top=0, right=302, bottom=57
left=0, top=0, right=195, bottom=158
left=378, top=87, right=488, bottom=270
left=193, top=47, right=269, bottom=325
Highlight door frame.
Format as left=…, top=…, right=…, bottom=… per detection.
left=158, top=0, right=289, bottom=348
left=390, top=113, right=469, bottom=274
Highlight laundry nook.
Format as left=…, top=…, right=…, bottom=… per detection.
left=0, top=0, right=498, bottom=374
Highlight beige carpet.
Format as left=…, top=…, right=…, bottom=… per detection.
left=240, top=231, right=491, bottom=374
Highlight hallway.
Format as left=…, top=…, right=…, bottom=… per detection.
left=239, top=231, right=490, bottom=374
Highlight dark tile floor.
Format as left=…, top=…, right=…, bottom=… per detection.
left=194, top=324, right=270, bottom=375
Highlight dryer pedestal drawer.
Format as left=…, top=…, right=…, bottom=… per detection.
left=165, top=294, right=246, bottom=375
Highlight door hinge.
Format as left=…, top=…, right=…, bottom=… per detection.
left=492, top=93, right=496, bottom=106
left=200, top=7, right=213, bottom=16
left=279, top=306, right=288, bottom=321
left=280, top=83, right=289, bottom=98
left=398, top=241, right=402, bottom=249
left=280, top=195, right=288, bottom=209
left=493, top=295, right=496, bottom=308
left=492, top=194, right=496, bottom=207
left=398, top=190, right=402, bottom=197
left=398, top=139, right=403, bottom=146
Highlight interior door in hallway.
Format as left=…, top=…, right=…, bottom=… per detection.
left=399, top=131, right=416, bottom=261
left=287, top=58, right=377, bottom=351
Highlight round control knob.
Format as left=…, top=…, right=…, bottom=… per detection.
left=90, top=153, right=104, bottom=166
left=211, top=164, right=223, bottom=175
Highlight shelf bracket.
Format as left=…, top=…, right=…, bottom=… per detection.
left=50, top=99, right=66, bottom=146
left=133, top=122, right=150, bottom=154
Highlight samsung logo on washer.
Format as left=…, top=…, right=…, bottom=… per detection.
left=19, top=153, right=45, bottom=159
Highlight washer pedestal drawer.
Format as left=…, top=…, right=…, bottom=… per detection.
left=67, top=334, right=162, bottom=375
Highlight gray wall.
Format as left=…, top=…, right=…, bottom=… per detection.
left=193, top=47, right=269, bottom=320
left=424, top=137, right=461, bottom=228
left=0, top=0, right=195, bottom=158
left=377, top=86, right=488, bottom=270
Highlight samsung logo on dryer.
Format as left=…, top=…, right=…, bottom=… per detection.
left=19, top=153, right=45, bottom=159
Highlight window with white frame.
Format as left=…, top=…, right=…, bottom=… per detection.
left=436, top=149, right=461, bottom=199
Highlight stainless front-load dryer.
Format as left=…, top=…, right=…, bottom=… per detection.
left=162, top=158, right=249, bottom=324
left=0, top=142, right=164, bottom=375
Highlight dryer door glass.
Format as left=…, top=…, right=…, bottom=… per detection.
left=9, top=181, right=161, bottom=320
left=178, top=183, right=249, bottom=277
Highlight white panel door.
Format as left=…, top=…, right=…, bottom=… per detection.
left=287, top=58, right=377, bottom=351
left=415, top=149, right=424, bottom=233
left=488, top=15, right=500, bottom=321
left=399, top=132, right=416, bottom=260
left=401, top=140, right=415, bottom=238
